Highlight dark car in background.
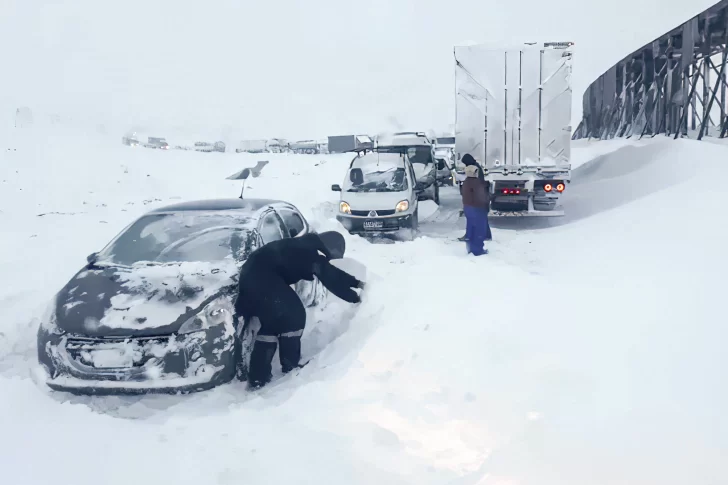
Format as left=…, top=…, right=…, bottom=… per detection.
left=37, top=198, right=331, bottom=395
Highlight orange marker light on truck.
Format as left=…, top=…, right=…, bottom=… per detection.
left=556, top=183, right=565, bottom=192
left=544, top=183, right=553, bottom=192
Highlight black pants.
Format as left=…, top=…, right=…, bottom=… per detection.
left=240, top=260, right=360, bottom=388
left=245, top=277, right=307, bottom=388
left=247, top=330, right=303, bottom=388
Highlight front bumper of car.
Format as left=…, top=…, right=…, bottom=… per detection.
left=336, top=212, right=414, bottom=235
left=37, top=321, right=237, bottom=396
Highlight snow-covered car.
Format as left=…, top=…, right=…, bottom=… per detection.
left=194, top=141, right=227, bottom=153
left=145, top=137, right=169, bottom=150
left=332, top=152, right=419, bottom=240
left=375, top=132, right=440, bottom=204
left=36, top=198, right=332, bottom=395
left=122, top=136, right=139, bottom=147
left=194, top=142, right=214, bottom=152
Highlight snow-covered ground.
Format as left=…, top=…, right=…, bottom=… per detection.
left=1, top=126, right=726, bottom=485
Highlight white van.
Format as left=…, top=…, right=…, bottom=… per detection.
left=331, top=152, right=419, bottom=240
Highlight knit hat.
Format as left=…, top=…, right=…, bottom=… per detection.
left=461, top=153, right=477, bottom=166
left=318, top=231, right=346, bottom=259
left=464, top=165, right=479, bottom=178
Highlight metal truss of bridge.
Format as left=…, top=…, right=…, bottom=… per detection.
left=573, top=0, right=728, bottom=141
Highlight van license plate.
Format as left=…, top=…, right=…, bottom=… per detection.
left=363, top=220, right=384, bottom=229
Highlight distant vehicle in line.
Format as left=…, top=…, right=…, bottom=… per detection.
left=289, top=140, right=325, bottom=154
left=194, top=141, right=226, bottom=153
left=328, top=135, right=373, bottom=154
left=435, top=136, right=455, bottom=148
left=236, top=140, right=268, bottom=154
left=266, top=138, right=289, bottom=153
left=122, top=136, right=140, bottom=147
left=145, top=137, right=169, bottom=150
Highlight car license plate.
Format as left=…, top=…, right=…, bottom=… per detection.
left=87, top=348, right=136, bottom=368
left=363, top=220, right=384, bottom=229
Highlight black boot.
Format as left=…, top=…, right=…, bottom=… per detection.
left=247, top=339, right=277, bottom=389
left=278, top=335, right=302, bottom=373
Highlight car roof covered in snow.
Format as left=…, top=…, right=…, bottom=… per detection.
left=351, top=152, right=406, bottom=168
left=149, top=198, right=285, bottom=214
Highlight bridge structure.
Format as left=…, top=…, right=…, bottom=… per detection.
left=573, top=0, right=728, bottom=141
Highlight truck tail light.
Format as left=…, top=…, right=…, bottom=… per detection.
left=556, top=183, right=565, bottom=192
left=501, top=188, right=522, bottom=195
left=544, top=183, right=553, bottom=192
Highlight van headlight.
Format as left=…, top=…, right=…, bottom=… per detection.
left=395, top=200, right=409, bottom=212
left=339, top=201, right=351, bottom=214
left=178, top=299, right=232, bottom=334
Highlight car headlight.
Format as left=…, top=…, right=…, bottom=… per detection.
left=39, top=295, right=64, bottom=336
left=339, top=201, right=351, bottom=214
left=178, top=299, right=232, bottom=334
left=395, top=200, right=409, bottom=212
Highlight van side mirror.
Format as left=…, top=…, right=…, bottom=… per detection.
left=331, top=184, right=341, bottom=192
left=349, top=168, right=363, bottom=185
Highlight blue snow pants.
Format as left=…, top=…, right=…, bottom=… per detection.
left=463, top=205, right=488, bottom=256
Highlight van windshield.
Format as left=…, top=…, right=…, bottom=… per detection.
left=347, top=167, right=408, bottom=193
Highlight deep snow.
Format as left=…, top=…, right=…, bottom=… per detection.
left=1, top=126, right=726, bottom=485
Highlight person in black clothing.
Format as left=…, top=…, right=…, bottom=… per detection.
left=234, top=231, right=364, bottom=389
left=458, top=153, right=492, bottom=242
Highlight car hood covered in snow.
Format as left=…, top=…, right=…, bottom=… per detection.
left=55, top=261, right=240, bottom=338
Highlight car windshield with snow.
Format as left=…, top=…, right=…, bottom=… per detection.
left=345, top=166, right=408, bottom=193
left=95, top=212, right=256, bottom=265
left=36, top=198, right=338, bottom=395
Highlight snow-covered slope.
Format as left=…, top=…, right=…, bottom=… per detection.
left=1, top=126, right=726, bottom=485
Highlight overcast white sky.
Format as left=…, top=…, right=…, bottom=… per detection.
left=0, top=0, right=717, bottom=140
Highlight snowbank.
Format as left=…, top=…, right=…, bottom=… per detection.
left=1, top=125, right=726, bottom=485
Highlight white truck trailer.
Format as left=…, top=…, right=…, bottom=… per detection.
left=236, top=140, right=269, bottom=153
left=454, top=41, right=574, bottom=216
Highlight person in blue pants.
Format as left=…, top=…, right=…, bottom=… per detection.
left=461, top=164, right=489, bottom=255
left=458, top=154, right=492, bottom=242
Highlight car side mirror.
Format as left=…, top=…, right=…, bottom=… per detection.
left=87, top=252, right=98, bottom=266
left=415, top=182, right=424, bottom=192
left=331, top=184, right=341, bottom=192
